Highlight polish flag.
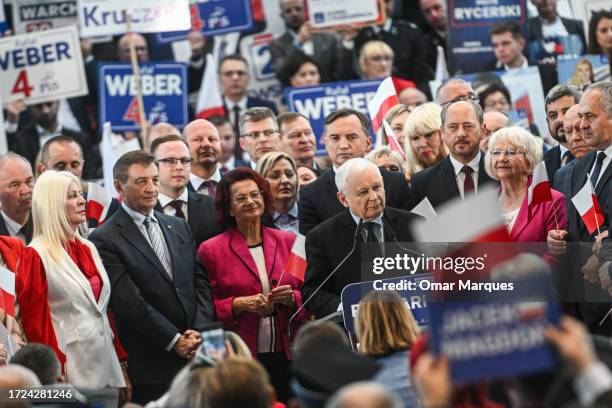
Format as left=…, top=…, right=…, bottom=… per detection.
left=368, top=77, right=399, bottom=135
left=284, top=234, right=307, bottom=282
left=527, top=162, right=553, bottom=208
left=0, top=265, right=15, bottom=317
left=86, top=182, right=113, bottom=226
left=196, top=53, right=226, bottom=119
left=382, top=120, right=407, bottom=160
left=571, top=180, right=604, bottom=235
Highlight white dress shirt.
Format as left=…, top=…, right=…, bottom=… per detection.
left=158, top=189, right=189, bottom=221
left=1, top=210, right=26, bottom=243
left=449, top=152, right=481, bottom=199
left=224, top=96, right=248, bottom=130
left=190, top=166, right=222, bottom=193
left=590, top=145, right=612, bottom=188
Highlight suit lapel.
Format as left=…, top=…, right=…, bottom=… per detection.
left=229, top=228, right=261, bottom=280
left=442, top=158, right=460, bottom=199
left=187, top=192, right=204, bottom=234
left=262, top=229, right=278, bottom=280
left=478, top=155, right=493, bottom=186
left=324, top=170, right=343, bottom=212
left=0, top=217, right=9, bottom=237
left=157, top=213, right=184, bottom=282
left=595, top=159, right=612, bottom=196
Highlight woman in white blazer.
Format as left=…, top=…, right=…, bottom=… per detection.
left=16, top=170, right=130, bottom=397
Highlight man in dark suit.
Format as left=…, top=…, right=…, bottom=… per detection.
left=418, top=0, right=451, bottom=74
left=238, top=107, right=283, bottom=169
left=270, top=0, right=352, bottom=83
left=303, top=158, right=419, bottom=318
left=412, top=100, right=496, bottom=210
left=543, top=85, right=582, bottom=180
left=89, top=151, right=214, bottom=404
left=209, top=116, right=249, bottom=171
left=151, top=135, right=223, bottom=248
left=183, top=119, right=224, bottom=197
left=0, top=153, right=34, bottom=244
left=548, top=82, right=612, bottom=335
left=298, top=109, right=412, bottom=235
left=277, top=112, right=325, bottom=175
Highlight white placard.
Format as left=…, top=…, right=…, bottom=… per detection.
left=0, top=25, right=88, bottom=105
left=77, top=0, right=190, bottom=37
left=306, top=0, right=381, bottom=29
left=11, top=0, right=78, bottom=34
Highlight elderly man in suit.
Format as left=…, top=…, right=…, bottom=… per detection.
left=151, top=135, right=222, bottom=249
left=303, top=158, right=419, bottom=318
left=412, top=100, right=496, bottom=210
left=298, top=109, right=413, bottom=234
left=0, top=153, right=33, bottom=244
left=89, top=151, right=214, bottom=404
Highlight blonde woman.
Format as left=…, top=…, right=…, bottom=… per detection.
left=569, top=59, right=594, bottom=89
left=403, top=103, right=449, bottom=177
left=383, top=104, right=413, bottom=146
left=16, top=171, right=130, bottom=396
left=359, top=40, right=394, bottom=80
left=356, top=290, right=420, bottom=407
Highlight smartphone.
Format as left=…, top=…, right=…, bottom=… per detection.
left=200, top=323, right=226, bottom=360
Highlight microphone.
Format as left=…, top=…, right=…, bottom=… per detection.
left=287, top=218, right=364, bottom=353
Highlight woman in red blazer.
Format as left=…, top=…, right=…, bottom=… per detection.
left=198, top=168, right=307, bottom=403
left=484, top=126, right=567, bottom=242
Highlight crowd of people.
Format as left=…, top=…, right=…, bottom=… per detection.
left=1, top=0, right=612, bottom=407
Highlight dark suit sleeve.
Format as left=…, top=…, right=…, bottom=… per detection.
left=89, top=232, right=181, bottom=351
left=410, top=171, right=425, bottom=210
left=298, top=183, right=320, bottom=235
left=185, top=220, right=215, bottom=330
left=388, top=171, right=413, bottom=211
left=302, top=229, right=341, bottom=318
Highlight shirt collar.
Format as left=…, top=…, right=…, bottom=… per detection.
left=121, top=202, right=155, bottom=227
left=449, top=151, right=481, bottom=176
left=273, top=202, right=299, bottom=221
left=503, top=56, right=529, bottom=70
left=559, top=144, right=569, bottom=156
left=221, top=156, right=235, bottom=169
left=349, top=209, right=384, bottom=226
left=599, top=144, right=612, bottom=158
left=36, top=123, right=62, bottom=137
left=190, top=167, right=221, bottom=190
left=373, top=18, right=393, bottom=33
left=1, top=211, right=23, bottom=235
left=158, top=189, right=189, bottom=208
left=224, top=96, right=247, bottom=111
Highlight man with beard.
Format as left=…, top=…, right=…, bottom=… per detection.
left=543, top=85, right=583, bottom=180
left=0, top=153, right=34, bottom=244
left=184, top=119, right=224, bottom=197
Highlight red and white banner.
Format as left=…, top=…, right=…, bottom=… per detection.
left=86, top=182, right=113, bottom=226
left=571, top=180, right=604, bottom=235
left=196, top=53, right=226, bottom=119
left=284, top=234, right=307, bottom=282
left=0, top=265, right=15, bottom=317
left=382, top=120, right=407, bottom=160
left=367, top=77, right=399, bottom=135
left=527, top=162, right=552, bottom=208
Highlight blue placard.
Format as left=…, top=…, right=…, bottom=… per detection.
left=156, top=0, right=253, bottom=44
left=285, top=79, right=381, bottom=154
left=448, top=0, right=527, bottom=74
left=428, top=275, right=561, bottom=385
left=99, top=63, right=188, bottom=131
left=0, top=0, right=7, bottom=35
left=341, top=274, right=432, bottom=334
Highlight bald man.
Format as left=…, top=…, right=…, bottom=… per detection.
left=118, top=33, right=149, bottom=63
left=481, top=111, right=510, bottom=151
left=146, top=122, right=181, bottom=150
left=0, top=153, right=34, bottom=244
left=183, top=119, right=223, bottom=197
left=436, top=79, right=477, bottom=105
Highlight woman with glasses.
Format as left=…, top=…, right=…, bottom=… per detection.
left=257, top=152, right=300, bottom=234
left=484, top=127, right=566, bottom=242
left=197, top=168, right=308, bottom=403
left=359, top=40, right=394, bottom=80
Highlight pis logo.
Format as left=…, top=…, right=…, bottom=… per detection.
left=208, top=7, right=230, bottom=29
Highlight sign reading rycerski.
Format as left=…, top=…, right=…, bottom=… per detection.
left=77, top=0, right=190, bottom=37
left=285, top=79, right=381, bottom=154
left=99, top=63, right=188, bottom=132
left=12, top=0, right=78, bottom=34
left=306, top=0, right=382, bottom=29
left=157, top=0, right=254, bottom=44
left=341, top=275, right=432, bottom=334
left=0, top=25, right=87, bottom=105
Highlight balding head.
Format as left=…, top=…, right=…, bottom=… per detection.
left=564, top=104, right=591, bottom=159
left=436, top=79, right=476, bottom=105
left=118, top=33, right=148, bottom=62
left=326, top=382, right=402, bottom=408
left=183, top=119, right=222, bottom=172
left=147, top=122, right=181, bottom=150
left=481, top=111, right=510, bottom=151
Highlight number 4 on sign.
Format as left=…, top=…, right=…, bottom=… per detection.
left=123, top=97, right=142, bottom=124
left=12, top=70, right=34, bottom=98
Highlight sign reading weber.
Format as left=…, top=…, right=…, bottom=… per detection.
left=0, top=25, right=87, bottom=105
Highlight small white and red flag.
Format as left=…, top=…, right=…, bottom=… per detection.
left=284, top=234, right=307, bottom=282
left=367, top=77, right=399, bottom=135
left=382, top=120, right=407, bottom=160
left=571, top=180, right=604, bottom=235
left=196, top=53, right=226, bottom=119
left=0, top=265, right=15, bottom=317
left=86, top=182, right=113, bottom=227
left=527, top=162, right=553, bottom=207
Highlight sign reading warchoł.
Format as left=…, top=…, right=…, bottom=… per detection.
left=77, top=0, right=190, bottom=37
left=0, top=25, right=87, bottom=105
left=12, top=0, right=78, bottom=34
left=99, top=63, right=188, bottom=131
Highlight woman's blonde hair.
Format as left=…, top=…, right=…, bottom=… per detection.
left=356, top=290, right=420, bottom=356
left=484, top=126, right=543, bottom=180
left=256, top=151, right=298, bottom=178
left=403, top=103, right=448, bottom=174
left=32, top=170, right=86, bottom=265
left=569, top=59, right=593, bottom=87
left=359, top=40, right=394, bottom=70
left=382, top=104, right=413, bottom=140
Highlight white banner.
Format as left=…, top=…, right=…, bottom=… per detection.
left=77, top=0, right=190, bottom=37
left=11, top=0, right=78, bottom=34
left=306, top=0, right=382, bottom=29
left=0, top=25, right=88, bottom=105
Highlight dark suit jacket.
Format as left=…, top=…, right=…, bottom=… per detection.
left=222, top=96, right=278, bottom=118
left=544, top=145, right=574, bottom=182
left=303, top=207, right=420, bottom=318
left=553, top=159, right=578, bottom=199
left=155, top=191, right=223, bottom=249
left=298, top=168, right=413, bottom=235
left=411, top=155, right=496, bottom=210
left=89, top=207, right=214, bottom=386
left=270, top=31, right=353, bottom=83
left=0, top=215, right=33, bottom=244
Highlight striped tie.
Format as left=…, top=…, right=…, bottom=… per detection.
left=143, top=216, right=172, bottom=277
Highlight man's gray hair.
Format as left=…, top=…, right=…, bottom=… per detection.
left=441, top=100, right=484, bottom=126
left=238, top=107, right=278, bottom=136
left=0, top=152, right=31, bottom=173
left=585, top=81, right=612, bottom=118
left=435, top=78, right=472, bottom=103
left=325, top=381, right=403, bottom=408
left=545, top=84, right=582, bottom=110
left=335, top=158, right=381, bottom=194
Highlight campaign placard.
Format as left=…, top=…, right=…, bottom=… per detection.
left=0, top=0, right=8, bottom=35
left=306, top=0, right=382, bottom=29
left=157, top=0, right=254, bottom=44
left=285, top=79, right=381, bottom=154
left=99, top=63, right=188, bottom=131
left=77, top=0, right=190, bottom=37
left=448, top=0, right=527, bottom=74
left=12, top=0, right=78, bottom=34
left=0, top=25, right=87, bottom=105
left=557, top=55, right=611, bottom=85
left=341, top=274, right=432, bottom=334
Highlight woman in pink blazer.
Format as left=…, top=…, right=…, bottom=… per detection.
left=198, top=168, right=307, bottom=403
left=484, top=126, right=567, bottom=242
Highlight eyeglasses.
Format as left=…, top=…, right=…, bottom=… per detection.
left=368, top=55, right=393, bottom=63
left=268, top=170, right=296, bottom=180
left=231, top=190, right=263, bottom=206
left=442, top=94, right=479, bottom=106
left=221, top=70, right=248, bottom=78
left=157, top=157, right=193, bottom=166
left=241, top=129, right=279, bottom=140
left=490, top=148, right=525, bottom=157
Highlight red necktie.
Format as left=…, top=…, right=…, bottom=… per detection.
left=461, top=166, right=475, bottom=196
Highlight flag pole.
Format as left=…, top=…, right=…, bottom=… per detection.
left=125, top=10, right=149, bottom=147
